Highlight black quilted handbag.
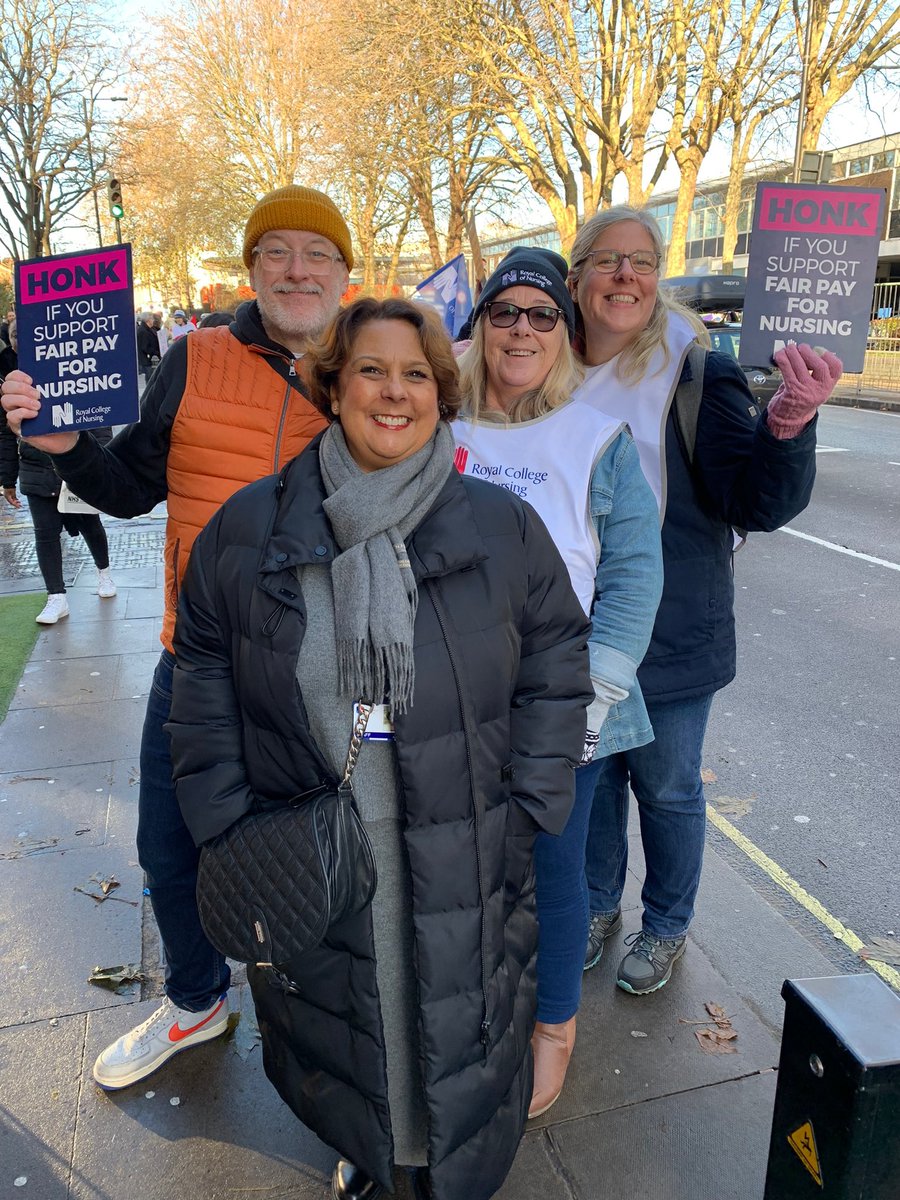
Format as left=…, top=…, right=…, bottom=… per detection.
left=196, top=704, right=378, bottom=971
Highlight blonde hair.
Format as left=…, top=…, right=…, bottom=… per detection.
left=569, top=205, right=709, bottom=383
left=458, top=315, right=584, bottom=423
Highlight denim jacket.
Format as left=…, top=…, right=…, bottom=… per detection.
left=589, top=428, right=663, bottom=757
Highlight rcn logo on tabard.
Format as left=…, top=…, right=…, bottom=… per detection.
left=453, top=446, right=469, bottom=473
left=52, top=402, right=74, bottom=427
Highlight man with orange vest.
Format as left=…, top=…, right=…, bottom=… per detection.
left=1, top=186, right=351, bottom=1090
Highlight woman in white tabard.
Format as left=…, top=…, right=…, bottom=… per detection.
left=455, top=248, right=663, bottom=1119
left=569, top=205, right=842, bottom=999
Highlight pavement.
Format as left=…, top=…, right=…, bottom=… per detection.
left=0, top=500, right=869, bottom=1200
left=829, top=381, right=900, bottom=411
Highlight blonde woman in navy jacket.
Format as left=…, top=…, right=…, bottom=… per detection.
left=570, top=205, right=842, bottom=997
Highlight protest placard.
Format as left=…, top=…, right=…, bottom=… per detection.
left=740, top=183, right=885, bottom=373
left=14, top=245, right=140, bottom=435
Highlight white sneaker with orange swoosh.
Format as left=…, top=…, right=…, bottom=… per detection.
left=92, top=994, right=229, bottom=1090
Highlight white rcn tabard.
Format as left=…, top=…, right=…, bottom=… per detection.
left=573, top=311, right=697, bottom=520
left=453, top=399, right=623, bottom=616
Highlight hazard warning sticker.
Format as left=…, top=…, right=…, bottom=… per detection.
left=788, top=1119, right=823, bottom=1188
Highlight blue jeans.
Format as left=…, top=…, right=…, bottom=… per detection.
left=534, top=759, right=602, bottom=1023
left=136, top=650, right=230, bottom=1011
left=585, top=692, right=714, bottom=940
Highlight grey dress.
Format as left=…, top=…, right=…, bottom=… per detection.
left=294, top=565, right=428, bottom=1166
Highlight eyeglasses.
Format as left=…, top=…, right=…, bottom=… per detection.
left=484, top=301, right=564, bottom=332
left=252, top=246, right=343, bottom=274
left=584, top=249, right=661, bottom=275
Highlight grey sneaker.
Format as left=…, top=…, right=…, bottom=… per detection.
left=617, top=931, right=686, bottom=995
left=584, top=908, right=622, bottom=970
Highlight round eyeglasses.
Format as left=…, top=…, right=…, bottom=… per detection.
left=252, top=246, right=343, bottom=274
left=584, top=249, right=661, bottom=275
left=484, top=301, right=564, bottom=332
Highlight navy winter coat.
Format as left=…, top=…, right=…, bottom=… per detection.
left=167, top=439, right=592, bottom=1200
left=639, top=350, right=817, bottom=702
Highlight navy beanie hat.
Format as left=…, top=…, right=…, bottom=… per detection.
left=472, top=246, right=575, bottom=338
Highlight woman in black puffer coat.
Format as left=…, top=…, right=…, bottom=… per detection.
left=1, top=317, right=117, bottom=623
left=167, top=299, right=592, bottom=1200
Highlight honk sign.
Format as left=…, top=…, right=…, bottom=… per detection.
left=15, top=244, right=140, bottom=435
left=740, top=181, right=886, bottom=374
left=19, top=248, right=130, bottom=305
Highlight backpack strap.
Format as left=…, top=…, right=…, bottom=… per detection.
left=672, top=342, right=707, bottom=467
left=673, top=342, right=748, bottom=549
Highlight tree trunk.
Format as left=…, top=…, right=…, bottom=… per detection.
left=721, top=118, right=756, bottom=274
left=466, top=213, right=486, bottom=287
left=385, top=207, right=413, bottom=292
left=667, top=152, right=702, bottom=276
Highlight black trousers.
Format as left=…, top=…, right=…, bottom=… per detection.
left=27, top=492, right=110, bottom=594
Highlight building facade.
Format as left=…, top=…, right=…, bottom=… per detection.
left=478, top=132, right=900, bottom=283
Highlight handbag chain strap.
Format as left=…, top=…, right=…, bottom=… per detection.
left=341, top=702, right=373, bottom=787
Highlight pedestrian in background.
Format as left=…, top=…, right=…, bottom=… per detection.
left=455, top=249, right=662, bottom=1117
left=136, top=312, right=161, bottom=387
left=169, top=309, right=192, bottom=341
left=168, top=297, right=592, bottom=1200
left=153, top=313, right=169, bottom=357
left=0, top=317, right=116, bottom=624
left=570, top=205, right=843, bottom=995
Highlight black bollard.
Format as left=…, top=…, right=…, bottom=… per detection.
left=764, top=974, right=900, bottom=1198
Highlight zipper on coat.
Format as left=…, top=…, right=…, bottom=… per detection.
left=171, top=537, right=181, bottom=607
left=273, top=378, right=293, bottom=470
left=426, top=580, right=491, bottom=1057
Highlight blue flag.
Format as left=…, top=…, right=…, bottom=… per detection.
left=413, top=254, right=473, bottom=338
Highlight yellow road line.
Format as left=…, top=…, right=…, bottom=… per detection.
left=706, top=804, right=900, bottom=991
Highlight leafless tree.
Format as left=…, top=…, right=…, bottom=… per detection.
left=151, top=0, right=336, bottom=204
left=796, top=0, right=900, bottom=151
left=663, top=0, right=730, bottom=275
left=464, top=0, right=680, bottom=251
left=0, top=0, right=115, bottom=259
left=719, top=0, right=795, bottom=271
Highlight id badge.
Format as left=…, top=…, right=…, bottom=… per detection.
left=355, top=702, right=394, bottom=741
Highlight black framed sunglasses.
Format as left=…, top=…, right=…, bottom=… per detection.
left=484, top=301, right=564, bottom=332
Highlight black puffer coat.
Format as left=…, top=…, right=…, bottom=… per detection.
left=168, top=439, right=592, bottom=1200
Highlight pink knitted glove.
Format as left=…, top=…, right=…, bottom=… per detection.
left=765, top=343, right=843, bottom=439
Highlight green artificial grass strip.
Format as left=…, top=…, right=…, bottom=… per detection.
left=0, top=593, right=44, bottom=722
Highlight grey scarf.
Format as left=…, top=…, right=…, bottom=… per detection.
left=319, top=421, right=454, bottom=713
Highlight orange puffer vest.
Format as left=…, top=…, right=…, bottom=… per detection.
left=161, top=326, right=326, bottom=651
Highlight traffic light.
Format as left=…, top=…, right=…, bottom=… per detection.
left=107, top=176, right=124, bottom=220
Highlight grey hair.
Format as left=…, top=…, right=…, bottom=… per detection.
left=569, top=205, right=708, bottom=382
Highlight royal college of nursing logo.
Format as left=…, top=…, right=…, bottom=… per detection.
left=52, top=403, right=74, bottom=427
left=453, top=446, right=469, bottom=473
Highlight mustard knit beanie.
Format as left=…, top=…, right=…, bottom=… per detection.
left=242, top=185, right=354, bottom=270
